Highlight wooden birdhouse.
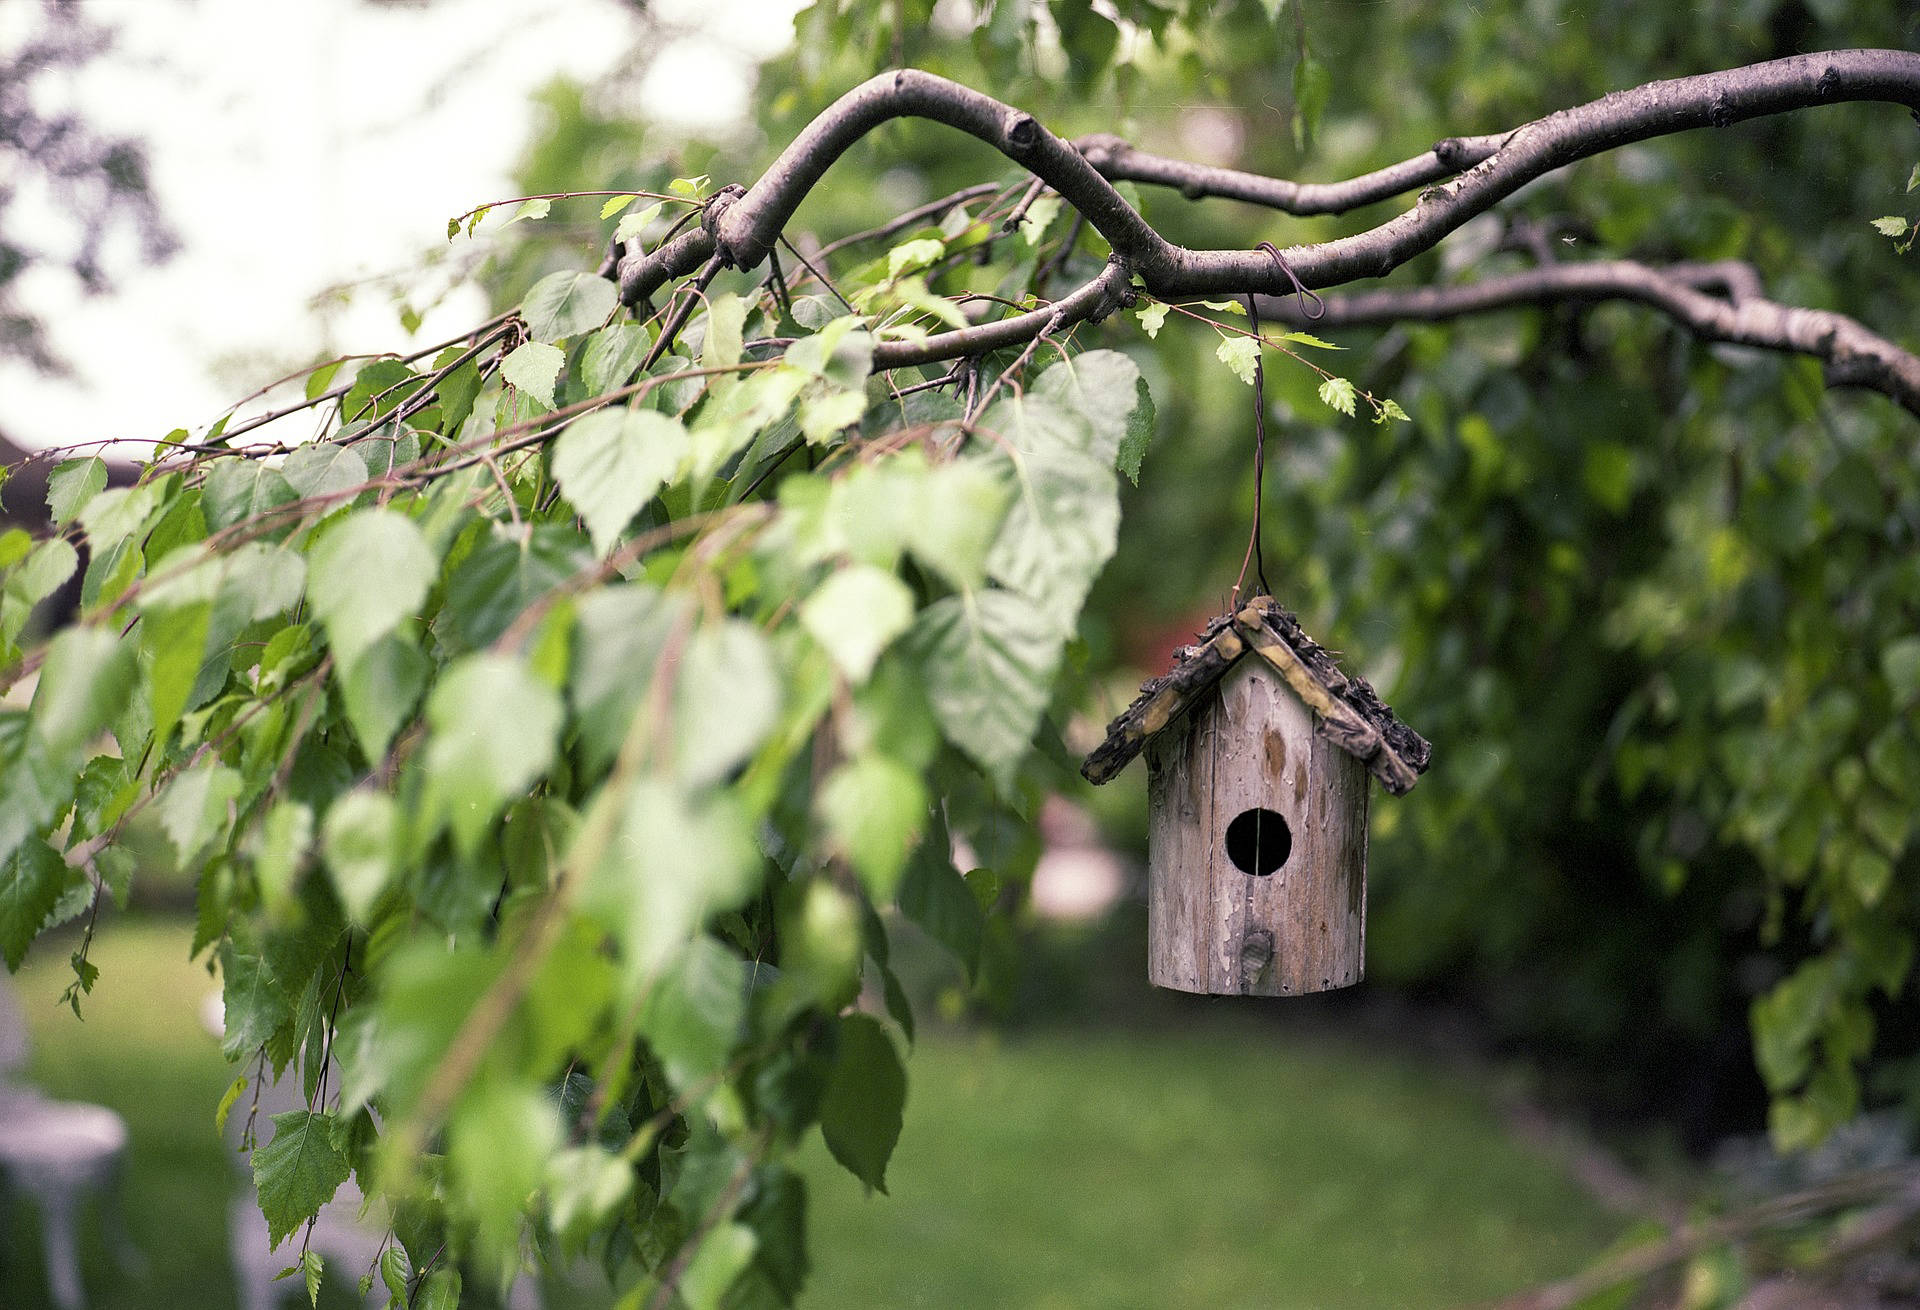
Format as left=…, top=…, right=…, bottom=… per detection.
left=1082, top=596, right=1431, bottom=997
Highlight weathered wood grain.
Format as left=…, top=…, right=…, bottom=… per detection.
left=1146, top=660, right=1366, bottom=996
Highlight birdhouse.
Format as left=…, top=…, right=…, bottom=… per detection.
left=1082, top=596, right=1431, bottom=997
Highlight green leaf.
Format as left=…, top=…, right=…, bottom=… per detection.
left=1216, top=336, right=1260, bottom=385
left=30, top=626, right=136, bottom=759
left=47, top=458, right=107, bottom=526
left=887, top=237, right=946, bottom=280
left=983, top=399, right=1120, bottom=622
left=378, top=1246, right=410, bottom=1301
left=600, top=193, right=637, bottom=219
left=1116, top=374, right=1155, bottom=485
left=784, top=319, right=875, bottom=390
left=1751, top=958, right=1835, bottom=1092
left=305, top=358, right=345, bottom=401
left=448, top=1077, right=559, bottom=1261
left=251, top=801, right=313, bottom=912
left=669, top=175, right=710, bottom=200
left=569, top=583, right=689, bottom=773
left=1293, top=48, right=1332, bottom=151
left=700, top=292, right=748, bottom=372
left=500, top=341, right=565, bottom=408
left=579, top=324, right=652, bottom=395
left=1881, top=636, right=1920, bottom=705
left=551, top=407, right=691, bottom=556
left=339, top=634, right=428, bottom=763
left=898, top=841, right=984, bottom=976
left=160, top=762, right=242, bottom=865
left=76, top=480, right=170, bottom=556
left=1279, top=330, right=1342, bottom=351
left=137, top=601, right=210, bottom=747
left=682, top=1222, right=759, bottom=1310
left=1021, top=194, right=1062, bottom=246
left=0, top=839, right=77, bottom=970
left=322, top=791, right=400, bottom=922
left=638, top=936, right=747, bottom=1084
left=818, top=753, right=927, bottom=900
left=307, top=509, right=435, bottom=667
left=520, top=270, right=619, bottom=343
left=799, top=389, right=867, bottom=443
left=580, top=780, right=760, bottom=978
left=1870, top=216, right=1910, bottom=238
left=302, top=1250, right=323, bottom=1308
left=819, top=1013, right=905, bottom=1194
left=202, top=459, right=297, bottom=531
left=416, top=1269, right=461, bottom=1310
left=1136, top=301, right=1168, bottom=338
left=439, top=524, right=587, bottom=653
left=613, top=201, right=664, bottom=245
left=674, top=620, right=781, bottom=787
left=1907, top=163, right=1919, bottom=194
left=801, top=564, right=915, bottom=684
left=215, top=1075, right=248, bottom=1134
left=425, top=654, right=563, bottom=852
left=910, top=590, right=1062, bottom=785
left=252, top=1110, right=351, bottom=1248
left=280, top=443, right=368, bottom=503
left=1030, top=350, right=1148, bottom=468
left=907, top=460, right=1013, bottom=593
left=505, top=197, right=552, bottom=224
left=1318, top=375, right=1358, bottom=416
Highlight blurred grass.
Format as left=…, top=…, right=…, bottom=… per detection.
left=799, top=1023, right=1624, bottom=1308
left=4, top=916, right=246, bottom=1310
left=5, top=918, right=1627, bottom=1308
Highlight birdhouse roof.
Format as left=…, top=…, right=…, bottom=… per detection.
left=1081, top=595, right=1432, bottom=796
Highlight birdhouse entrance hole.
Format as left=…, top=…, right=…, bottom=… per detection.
left=1225, top=807, right=1291, bottom=876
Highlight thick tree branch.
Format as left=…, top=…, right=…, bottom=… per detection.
left=1260, top=259, right=1920, bottom=417
left=613, top=51, right=1919, bottom=372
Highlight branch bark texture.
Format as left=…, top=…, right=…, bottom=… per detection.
left=609, top=50, right=1920, bottom=401
left=1261, top=260, right=1920, bottom=416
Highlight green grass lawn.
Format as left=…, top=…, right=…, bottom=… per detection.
left=5, top=918, right=1628, bottom=1308
left=799, top=1024, right=1623, bottom=1308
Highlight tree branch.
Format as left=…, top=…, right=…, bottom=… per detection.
left=1260, top=259, right=1920, bottom=417
left=1073, top=131, right=1505, bottom=215
left=611, top=51, right=1920, bottom=373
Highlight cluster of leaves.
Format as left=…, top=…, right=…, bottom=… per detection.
left=0, top=183, right=1152, bottom=1305
left=1869, top=162, right=1920, bottom=255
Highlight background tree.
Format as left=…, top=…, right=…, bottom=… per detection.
left=1, top=1, right=1917, bottom=1305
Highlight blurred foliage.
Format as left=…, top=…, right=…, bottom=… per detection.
left=486, top=0, right=1920, bottom=1150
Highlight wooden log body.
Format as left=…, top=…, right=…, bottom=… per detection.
left=1145, top=658, right=1368, bottom=996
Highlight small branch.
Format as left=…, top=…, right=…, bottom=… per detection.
left=1074, top=130, right=1504, bottom=215
left=869, top=258, right=1132, bottom=369
left=812, top=181, right=1002, bottom=261
left=1499, top=1165, right=1920, bottom=1310
left=1260, top=259, right=1920, bottom=417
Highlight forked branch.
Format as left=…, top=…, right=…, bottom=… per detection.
left=607, top=50, right=1920, bottom=408
left=1260, top=259, right=1920, bottom=416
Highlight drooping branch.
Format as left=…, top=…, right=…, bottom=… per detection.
left=611, top=51, right=1920, bottom=379
left=1259, top=259, right=1920, bottom=417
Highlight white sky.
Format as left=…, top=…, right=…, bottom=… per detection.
left=2, top=0, right=804, bottom=453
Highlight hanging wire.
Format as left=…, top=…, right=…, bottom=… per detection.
left=1230, top=244, right=1326, bottom=608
